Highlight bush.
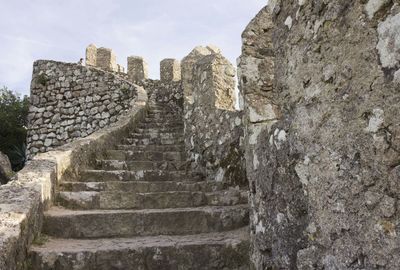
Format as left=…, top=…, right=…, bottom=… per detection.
left=0, top=86, right=29, bottom=171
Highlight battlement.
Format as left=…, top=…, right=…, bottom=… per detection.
left=85, top=44, right=181, bottom=83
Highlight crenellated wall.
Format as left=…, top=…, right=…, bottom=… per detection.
left=27, top=61, right=137, bottom=156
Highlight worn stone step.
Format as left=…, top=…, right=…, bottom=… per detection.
left=105, top=150, right=185, bottom=161
left=137, top=122, right=184, bottom=129
left=144, top=115, right=181, bottom=120
left=78, top=169, right=191, bottom=182
left=56, top=189, right=248, bottom=210
left=143, top=117, right=182, bottom=124
left=43, top=205, right=249, bottom=238
left=29, top=228, right=250, bottom=270
left=129, top=132, right=183, bottom=140
left=145, top=114, right=176, bottom=119
left=134, top=127, right=184, bottom=134
left=116, top=144, right=185, bottom=152
left=123, top=137, right=184, bottom=146
left=59, top=180, right=228, bottom=193
left=97, top=160, right=185, bottom=171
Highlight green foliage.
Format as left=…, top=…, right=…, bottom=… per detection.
left=0, top=86, right=29, bottom=171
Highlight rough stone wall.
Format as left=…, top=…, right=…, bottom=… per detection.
left=28, top=60, right=137, bottom=156
left=140, top=79, right=183, bottom=115
left=182, top=48, right=246, bottom=186
left=239, top=2, right=400, bottom=269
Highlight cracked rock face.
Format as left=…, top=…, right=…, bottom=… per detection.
left=239, top=1, right=400, bottom=269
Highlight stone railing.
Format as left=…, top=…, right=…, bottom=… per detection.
left=28, top=61, right=138, bottom=156
left=0, top=84, right=147, bottom=270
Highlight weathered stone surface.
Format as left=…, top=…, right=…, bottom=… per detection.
left=85, top=44, right=97, bottom=67
left=239, top=2, right=400, bottom=269
left=377, top=12, right=400, bottom=68
left=96, top=47, right=117, bottom=72
left=127, top=56, right=148, bottom=82
left=27, top=60, right=137, bottom=156
left=29, top=228, right=249, bottom=270
left=182, top=47, right=246, bottom=186
left=0, top=151, right=12, bottom=185
left=160, top=58, right=181, bottom=82
left=181, top=45, right=221, bottom=105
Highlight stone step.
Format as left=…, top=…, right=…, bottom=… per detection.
left=144, top=115, right=181, bottom=120
left=105, top=150, right=185, bottom=161
left=43, top=205, right=249, bottom=238
left=122, top=137, right=184, bottom=146
left=146, top=112, right=178, bottom=118
left=143, top=117, right=183, bottom=124
left=129, top=132, right=183, bottom=140
left=78, top=169, right=192, bottom=182
left=59, top=180, right=228, bottom=193
left=137, top=122, right=184, bottom=129
left=56, top=190, right=248, bottom=210
left=29, top=228, right=250, bottom=270
left=134, top=127, right=184, bottom=134
left=116, top=144, right=185, bottom=152
left=97, top=160, right=185, bottom=171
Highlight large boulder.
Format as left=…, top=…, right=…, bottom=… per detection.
left=0, top=152, right=12, bottom=185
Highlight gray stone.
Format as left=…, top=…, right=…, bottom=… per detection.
left=160, top=58, right=181, bottom=82
left=377, top=12, right=400, bottom=68
left=0, top=152, right=12, bottom=185
left=127, top=56, right=148, bottom=82
left=365, top=0, right=391, bottom=19
left=238, top=3, right=400, bottom=269
left=96, top=47, right=118, bottom=72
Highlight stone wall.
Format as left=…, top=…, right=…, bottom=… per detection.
left=182, top=47, right=246, bottom=186
left=140, top=79, right=183, bottom=115
left=239, top=1, right=400, bottom=269
left=0, top=87, right=147, bottom=270
left=27, top=60, right=137, bottom=156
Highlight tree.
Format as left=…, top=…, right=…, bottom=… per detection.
left=0, top=86, right=29, bottom=171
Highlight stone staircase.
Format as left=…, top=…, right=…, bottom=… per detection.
left=29, top=102, right=250, bottom=269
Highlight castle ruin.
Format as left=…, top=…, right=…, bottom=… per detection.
left=1, top=1, right=400, bottom=269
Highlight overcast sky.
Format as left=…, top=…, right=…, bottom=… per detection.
left=0, top=0, right=266, bottom=96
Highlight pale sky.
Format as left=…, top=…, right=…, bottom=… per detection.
left=0, top=0, right=266, bottom=96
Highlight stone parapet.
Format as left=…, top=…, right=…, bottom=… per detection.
left=160, top=58, right=181, bottom=82
left=27, top=60, right=138, bottom=156
left=182, top=46, right=245, bottom=186
left=127, top=56, right=148, bottom=83
left=96, top=47, right=117, bottom=72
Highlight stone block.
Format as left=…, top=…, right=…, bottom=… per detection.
left=127, top=56, right=148, bottom=82
left=85, top=44, right=97, bottom=67
left=96, top=47, right=117, bottom=72
left=181, top=45, right=221, bottom=104
left=160, top=59, right=181, bottom=82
